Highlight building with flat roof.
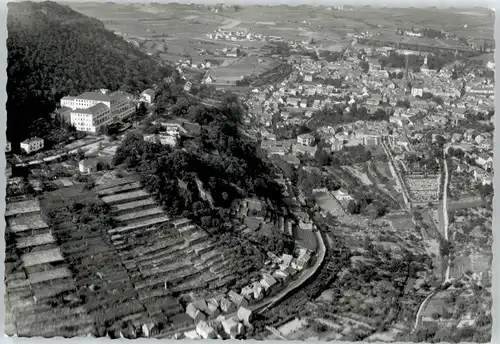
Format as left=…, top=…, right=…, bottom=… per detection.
left=70, top=103, right=112, bottom=133
left=61, top=91, right=135, bottom=123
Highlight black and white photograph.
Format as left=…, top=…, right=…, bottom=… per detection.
left=3, top=0, right=495, bottom=342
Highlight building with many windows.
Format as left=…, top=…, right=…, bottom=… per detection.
left=70, top=103, right=112, bottom=133
left=20, top=137, right=44, bottom=154
left=60, top=90, right=135, bottom=123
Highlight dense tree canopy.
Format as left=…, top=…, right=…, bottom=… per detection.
left=7, top=1, right=171, bottom=142
left=114, top=98, right=287, bottom=233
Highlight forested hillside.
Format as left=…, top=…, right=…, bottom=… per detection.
left=113, top=95, right=289, bottom=235
left=7, top=1, right=171, bottom=142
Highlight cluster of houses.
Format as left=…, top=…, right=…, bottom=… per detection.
left=10, top=86, right=158, bottom=158
left=142, top=121, right=187, bottom=148
left=183, top=247, right=313, bottom=338
left=260, top=119, right=393, bottom=162
left=5, top=136, right=45, bottom=157
left=175, top=58, right=214, bottom=70
left=206, top=28, right=264, bottom=42
left=183, top=298, right=252, bottom=339
left=451, top=150, right=493, bottom=186
left=246, top=47, right=493, bottom=134
left=19, top=137, right=45, bottom=154
left=243, top=46, right=494, bottom=190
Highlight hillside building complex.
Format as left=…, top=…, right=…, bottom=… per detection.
left=70, top=103, right=112, bottom=133
left=60, top=90, right=136, bottom=133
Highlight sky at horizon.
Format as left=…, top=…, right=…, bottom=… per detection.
left=9, top=0, right=498, bottom=10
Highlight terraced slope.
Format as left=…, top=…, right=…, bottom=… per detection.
left=5, top=178, right=258, bottom=337
left=97, top=181, right=250, bottom=304
left=4, top=199, right=94, bottom=337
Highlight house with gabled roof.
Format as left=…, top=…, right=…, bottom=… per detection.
left=219, top=296, right=236, bottom=313
left=228, top=290, right=248, bottom=309
left=260, top=274, right=278, bottom=294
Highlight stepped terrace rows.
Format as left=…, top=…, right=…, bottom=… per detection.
left=96, top=180, right=253, bottom=331
left=4, top=199, right=95, bottom=337
left=38, top=186, right=159, bottom=336
left=5, top=178, right=260, bottom=337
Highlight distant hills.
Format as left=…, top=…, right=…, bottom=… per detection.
left=7, top=1, right=171, bottom=142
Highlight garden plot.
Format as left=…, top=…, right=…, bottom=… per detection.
left=111, top=198, right=157, bottom=216
left=7, top=213, right=49, bottom=234
left=27, top=267, right=72, bottom=284
left=16, top=232, right=56, bottom=249
left=108, top=215, right=172, bottom=236
left=21, top=248, right=65, bottom=267
left=5, top=199, right=41, bottom=217
left=96, top=180, right=142, bottom=196
left=366, top=161, right=404, bottom=207
left=101, top=189, right=150, bottom=205
left=315, top=191, right=344, bottom=217
left=342, top=166, right=373, bottom=186
left=114, top=207, right=165, bottom=223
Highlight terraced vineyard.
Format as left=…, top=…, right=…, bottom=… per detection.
left=97, top=180, right=249, bottom=300
left=5, top=178, right=259, bottom=337
left=4, top=199, right=95, bottom=337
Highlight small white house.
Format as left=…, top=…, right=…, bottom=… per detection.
left=20, top=137, right=44, bottom=154
left=297, top=133, right=314, bottom=146
left=203, top=75, right=215, bottom=84
left=140, top=89, right=156, bottom=104
left=183, top=81, right=193, bottom=92
left=79, top=159, right=99, bottom=174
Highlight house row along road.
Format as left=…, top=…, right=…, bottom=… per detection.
left=155, top=219, right=327, bottom=339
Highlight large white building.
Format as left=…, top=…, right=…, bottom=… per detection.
left=70, top=103, right=112, bottom=133
left=60, top=91, right=136, bottom=124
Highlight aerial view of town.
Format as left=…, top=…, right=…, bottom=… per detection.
left=3, top=1, right=494, bottom=342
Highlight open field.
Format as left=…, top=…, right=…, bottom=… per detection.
left=385, top=213, right=415, bottom=233
left=65, top=3, right=494, bottom=69
left=315, top=191, right=345, bottom=217
left=206, top=55, right=280, bottom=84
left=294, top=227, right=318, bottom=252
left=449, top=197, right=485, bottom=210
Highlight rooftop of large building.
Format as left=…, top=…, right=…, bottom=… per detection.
left=62, top=91, right=134, bottom=103
left=21, top=137, right=43, bottom=144
left=72, top=102, right=110, bottom=114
